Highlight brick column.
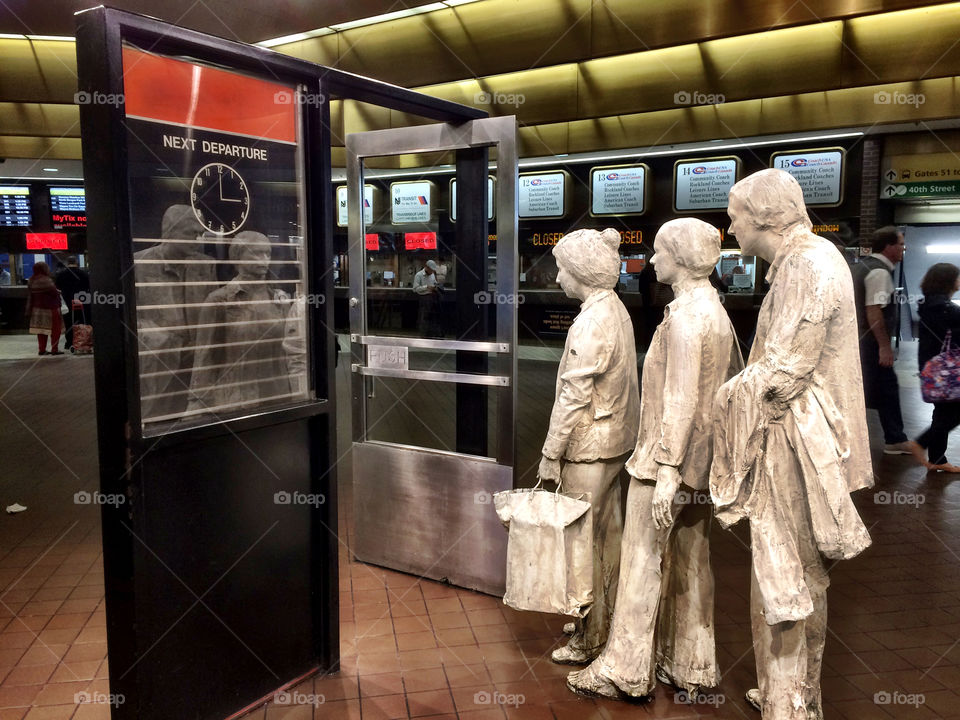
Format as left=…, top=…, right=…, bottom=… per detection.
left=859, top=137, right=881, bottom=247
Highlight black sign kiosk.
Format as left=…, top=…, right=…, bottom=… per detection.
left=75, top=8, right=486, bottom=719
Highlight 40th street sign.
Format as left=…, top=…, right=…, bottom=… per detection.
left=881, top=180, right=960, bottom=199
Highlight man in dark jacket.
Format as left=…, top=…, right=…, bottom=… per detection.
left=54, top=255, right=90, bottom=352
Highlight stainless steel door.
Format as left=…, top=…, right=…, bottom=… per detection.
left=347, top=117, right=517, bottom=594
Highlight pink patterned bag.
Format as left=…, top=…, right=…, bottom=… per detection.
left=920, top=330, right=960, bottom=402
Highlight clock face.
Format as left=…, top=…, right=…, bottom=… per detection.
left=190, top=163, right=250, bottom=235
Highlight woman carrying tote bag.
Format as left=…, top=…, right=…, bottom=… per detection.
left=913, top=262, right=960, bottom=471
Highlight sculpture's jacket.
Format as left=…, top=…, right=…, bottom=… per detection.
left=626, top=284, right=740, bottom=488
left=710, top=231, right=874, bottom=621
left=542, top=289, right=640, bottom=462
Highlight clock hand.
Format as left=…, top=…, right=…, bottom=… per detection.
left=218, top=171, right=243, bottom=202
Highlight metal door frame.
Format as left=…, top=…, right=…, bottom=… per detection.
left=346, top=117, right=517, bottom=593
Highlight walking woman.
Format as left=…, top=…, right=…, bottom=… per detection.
left=914, top=262, right=960, bottom=471
left=25, top=262, right=63, bottom=356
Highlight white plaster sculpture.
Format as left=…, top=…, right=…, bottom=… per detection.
left=538, top=228, right=641, bottom=665
left=188, top=231, right=294, bottom=413
left=566, top=218, right=740, bottom=701
left=711, top=169, right=873, bottom=719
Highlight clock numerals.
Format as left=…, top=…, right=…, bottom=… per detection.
left=190, top=162, right=250, bottom=235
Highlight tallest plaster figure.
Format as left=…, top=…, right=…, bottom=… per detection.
left=711, top=169, right=873, bottom=719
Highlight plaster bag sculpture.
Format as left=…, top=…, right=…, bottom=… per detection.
left=493, top=484, right=593, bottom=616
left=711, top=169, right=873, bottom=720
left=568, top=218, right=741, bottom=702
left=535, top=228, right=641, bottom=665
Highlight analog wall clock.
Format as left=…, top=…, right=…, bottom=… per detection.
left=190, top=162, right=250, bottom=234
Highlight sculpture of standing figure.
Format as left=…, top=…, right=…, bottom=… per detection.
left=711, top=169, right=873, bottom=719
left=135, top=205, right=216, bottom=422
left=567, top=218, right=739, bottom=701
left=538, top=228, right=640, bottom=665
left=187, top=231, right=296, bottom=415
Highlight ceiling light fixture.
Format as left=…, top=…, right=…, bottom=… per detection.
left=258, top=0, right=482, bottom=47
left=927, top=243, right=960, bottom=254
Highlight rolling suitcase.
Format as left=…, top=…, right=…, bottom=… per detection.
left=71, top=299, right=93, bottom=354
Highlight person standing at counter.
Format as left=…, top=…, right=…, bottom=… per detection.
left=413, top=259, right=442, bottom=338
left=25, top=262, right=63, bottom=356
left=538, top=227, right=640, bottom=666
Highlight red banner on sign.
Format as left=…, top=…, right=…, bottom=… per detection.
left=26, top=233, right=68, bottom=250
left=365, top=234, right=380, bottom=251
left=405, top=232, right=437, bottom=250
left=121, top=47, right=297, bottom=144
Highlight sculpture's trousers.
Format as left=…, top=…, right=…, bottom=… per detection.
left=561, top=458, right=624, bottom=656
left=593, top=479, right=718, bottom=696
left=750, top=424, right=829, bottom=720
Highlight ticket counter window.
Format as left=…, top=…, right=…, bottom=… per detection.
left=718, top=251, right=757, bottom=292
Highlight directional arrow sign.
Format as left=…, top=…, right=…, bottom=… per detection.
left=885, top=169, right=898, bottom=181
left=881, top=181, right=960, bottom=199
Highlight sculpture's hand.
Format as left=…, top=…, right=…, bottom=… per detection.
left=538, top=456, right=561, bottom=483
left=652, top=464, right=682, bottom=530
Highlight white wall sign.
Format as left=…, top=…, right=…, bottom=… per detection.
left=674, top=157, right=740, bottom=211
left=336, top=185, right=376, bottom=227
left=770, top=148, right=845, bottom=206
left=391, top=180, right=435, bottom=224
left=450, top=176, right=495, bottom=221
left=590, top=164, right=648, bottom=216
left=519, top=171, right=567, bottom=218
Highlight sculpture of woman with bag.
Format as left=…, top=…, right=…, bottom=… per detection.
left=912, top=262, right=960, bottom=472
left=538, top=228, right=641, bottom=665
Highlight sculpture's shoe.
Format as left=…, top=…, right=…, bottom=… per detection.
left=745, top=688, right=761, bottom=712
left=562, top=622, right=576, bottom=636
left=655, top=665, right=699, bottom=697
left=566, top=666, right=651, bottom=703
left=551, top=644, right=592, bottom=665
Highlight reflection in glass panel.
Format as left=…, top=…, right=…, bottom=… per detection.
left=121, top=46, right=313, bottom=435
left=364, top=351, right=499, bottom=459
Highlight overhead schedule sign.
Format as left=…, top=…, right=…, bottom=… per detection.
left=336, top=184, right=377, bottom=227
left=0, top=186, right=31, bottom=227
left=519, top=171, right=568, bottom=219
left=50, top=187, right=87, bottom=229
left=590, top=164, right=648, bottom=216
left=391, top=180, right=435, bottom=224
left=674, top=157, right=740, bottom=211
left=770, top=148, right=845, bottom=206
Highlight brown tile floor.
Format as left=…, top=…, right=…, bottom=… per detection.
left=2, top=339, right=960, bottom=719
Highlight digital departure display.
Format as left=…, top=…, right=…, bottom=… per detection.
left=0, top=186, right=32, bottom=227
left=49, top=187, right=87, bottom=228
